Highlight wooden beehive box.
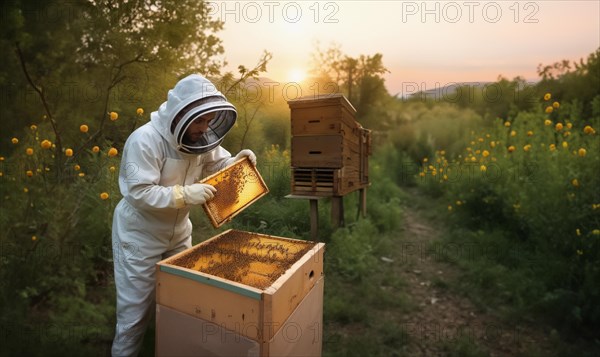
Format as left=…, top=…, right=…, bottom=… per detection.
left=156, top=229, right=325, bottom=356
left=288, top=94, right=371, bottom=197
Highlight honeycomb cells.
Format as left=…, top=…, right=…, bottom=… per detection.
left=169, top=230, right=315, bottom=290
left=200, top=157, right=269, bottom=227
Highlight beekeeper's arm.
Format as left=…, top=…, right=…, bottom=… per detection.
left=121, top=136, right=214, bottom=210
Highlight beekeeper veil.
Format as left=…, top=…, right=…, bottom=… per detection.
left=156, top=74, right=237, bottom=154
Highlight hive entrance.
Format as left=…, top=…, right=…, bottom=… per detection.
left=169, top=230, right=314, bottom=290
left=200, top=157, right=269, bottom=227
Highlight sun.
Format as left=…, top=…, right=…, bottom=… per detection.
left=288, top=68, right=307, bottom=83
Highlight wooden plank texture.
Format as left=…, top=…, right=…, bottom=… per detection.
left=291, top=135, right=360, bottom=168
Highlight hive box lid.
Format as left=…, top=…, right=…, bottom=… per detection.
left=199, top=157, right=269, bottom=228
left=287, top=93, right=357, bottom=114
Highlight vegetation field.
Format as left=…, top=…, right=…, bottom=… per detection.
left=1, top=2, right=599, bottom=356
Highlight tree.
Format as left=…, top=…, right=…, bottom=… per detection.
left=309, top=42, right=390, bottom=121
left=2, top=0, right=227, bottom=171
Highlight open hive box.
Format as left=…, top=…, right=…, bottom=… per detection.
left=199, top=156, right=269, bottom=228
left=156, top=158, right=325, bottom=356
left=156, top=230, right=325, bottom=356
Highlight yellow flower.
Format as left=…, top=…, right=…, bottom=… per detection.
left=423, top=157, right=428, bottom=163
left=26, top=148, right=34, bottom=155
left=40, top=140, right=52, bottom=149
left=440, top=150, right=446, bottom=155
left=508, top=145, right=516, bottom=153
left=109, top=166, right=116, bottom=173
left=576, top=229, right=581, bottom=236
left=545, top=106, right=553, bottom=114
left=65, top=148, right=73, bottom=157
left=482, top=150, right=490, bottom=158
left=544, top=93, right=551, bottom=101
left=527, top=131, right=533, bottom=137
left=110, top=112, right=119, bottom=121
left=562, top=141, right=568, bottom=149
left=578, top=148, right=586, bottom=157
left=74, top=164, right=81, bottom=171
left=555, top=123, right=563, bottom=131
left=26, top=170, right=33, bottom=177
left=549, top=144, right=556, bottom=151
left=583, top=125, right=596, bottom=134
left=566, top=123, right=572, bottom=130
left=78, top=172, right=85, bottom=177
left=470, top=156, right=477, bottom=162
left=447, top=205, right=453, bottom=211
left=108, top=147, right=118, bottom=157
left=80, top=124, right=89, bottom=133
left=456, top=200, right=462, bottom=206
left=23, top=187, right=29, bottom=193
left=544, top=119, right=552, bottom=126
left=92, top=146, right=100, bottom=153
left=572, top=178, right=579, bottom=187
left=552, top=101, right=560, bottom=109
left=100, top=192, right=109, bottom=200
left=30, top=124, right=37, bottom=131
left=136, top=108, right=144, bottom=116
left=504, top=121, right=511, bottom=127
left=523, top=144, right=531, bottom=152
left=490, top=141, right=496, bottom=148
left=563, top=131, right=571, bottom=137
left=510, top=130, right=517, bottom=137
left=11, top=137, right=19, bottom=144
left=32, top=235, right=37, bottom=241
left=480, top=165, right=487, bottom=172
left=592, top=229, right=600, bottom=236
left=419, top=172, right=425, bottom=177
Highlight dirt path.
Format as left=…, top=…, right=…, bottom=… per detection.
left=392, top=190, right=553, bottom=357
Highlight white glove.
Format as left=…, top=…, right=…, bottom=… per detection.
left=235, top=149, right=257, bottom=166
left=180, top=183, right=216, bottom=206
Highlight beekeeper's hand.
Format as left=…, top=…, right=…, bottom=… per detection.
left=235, top=149, right=257, bottom=166
left=173, top=184, right=216, bottom=207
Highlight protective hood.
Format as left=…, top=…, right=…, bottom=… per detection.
left=150, top=74, right=237, bottom=154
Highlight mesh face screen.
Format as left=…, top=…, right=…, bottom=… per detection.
left=168, top=230, right=315, bottom=290
left=200, top=157, right=269, bottom=227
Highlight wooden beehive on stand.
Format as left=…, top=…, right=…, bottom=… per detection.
left=289, top=94, right=371, bottom=197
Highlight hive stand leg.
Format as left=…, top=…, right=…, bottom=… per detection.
left=309, top=199, right=319, bottom=241
left=359, top=188, right=367, bottom=218
left=331, top=196, right=344, bottom=228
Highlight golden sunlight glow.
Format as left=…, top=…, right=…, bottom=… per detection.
left=288, top=68, right=307, bottom=83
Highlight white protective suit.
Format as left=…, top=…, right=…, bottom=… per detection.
left=111, top=74, right=252, bottom=356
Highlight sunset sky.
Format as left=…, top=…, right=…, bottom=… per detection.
left=213, top=1, right=600, bottom=96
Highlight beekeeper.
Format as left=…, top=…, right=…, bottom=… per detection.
left=111, top=74, right=256, bottom=356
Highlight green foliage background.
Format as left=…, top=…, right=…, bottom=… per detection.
left=1, top=1, right=599, bottom=356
